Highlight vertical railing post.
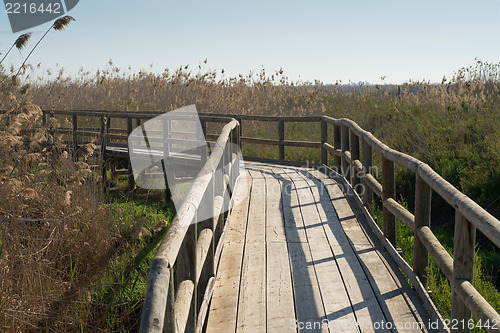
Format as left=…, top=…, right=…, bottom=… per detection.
left=382, top=156, right=396, bottom=246
left=413, top=173, right=432, bottom=285
left=127, top=117, right=134, bottom=193
left=341, top=125, right=350, bottom=181
left=334, top=124, right=342, bottom=173
left=321, top=119, right=328, bottom=165
left=99, top=116, right=108, bottom=186
left=176, top=219, right=198, bottom=333
left=199, top=187, right=214, bottom=310
left=162, top=118, right=171, bottom=202
left=350, top=130, right=360, bottom=192
left=451, top=210, right=476, bottom=333
left=163, top=268, right=176, bottom=333
left=235, top=117, right=242, bottom=149
left=72, top=114, right=78, bottom=159
left=278, top=120, right=285, bottom=161
left=362, top=138, right=373, bottom=205
left=200, top=119, right=208, bottom=165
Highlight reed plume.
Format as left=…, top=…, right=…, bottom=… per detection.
left=0, top=33, right=32, bottom=65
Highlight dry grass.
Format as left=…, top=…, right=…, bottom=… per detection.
left=0, top=75, right=117, bottom=331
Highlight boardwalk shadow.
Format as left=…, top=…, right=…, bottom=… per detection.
left=259, top=164, right=397, bottom=332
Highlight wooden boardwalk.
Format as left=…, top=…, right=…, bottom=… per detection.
left=206, top=162, right=434, bottom=333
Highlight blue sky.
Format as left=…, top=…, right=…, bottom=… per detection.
left=1, top=0, right=500, bottom=84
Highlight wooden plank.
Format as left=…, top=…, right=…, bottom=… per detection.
left=206, top=172, right=251, bottom=332
left=243, top=174, right=266, bottom=244
left=273, top=167, right=308, bottom=244
left=289, top=170, right=358, bottom=333
left=266, top=241, right=296, bottom=332
left=236, top=174, right=267, bottom=332
left=288, top=241, right=329, bottom=333
left=308, top=170, right=425, bottom=333
left=206, top=242, right=245, bottom=332
left=296, top=170, right=387, bottom=333
left=263, top=171, right=287, bottom=242
left=236, top=242, right=266, bottom=333
left=279, top=170, right=328, bottom=333
left=225, top=170, right=251, bottom=244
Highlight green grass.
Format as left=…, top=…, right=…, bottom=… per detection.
left=82, top=173, right=175, bottom=331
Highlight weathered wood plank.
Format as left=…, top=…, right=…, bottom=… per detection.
left=278, top=170, right=328, bottom=333
left=206, top=172, right=250, bottom=332
left=272, top=167, right=308, bottom=244
left=309, top=170, right=424, bottom=333
left=236, top=172, right=267, bottom=332
left=287, top=241, right=329, bottom=333
left=298, top=170, right=387, bottom=333
left=290, top=170, right=359, bottom=333
left=266, top=241, right=296, bottom=332
left=224, top=170, right=251, bottom=244
left=263, top=171, right=287, bottom=242
left=205, top=242, right=245, bottom=332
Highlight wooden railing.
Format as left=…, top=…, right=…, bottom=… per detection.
left=138, top=119, right=240, bottom=332
left=319, top=117, right=500, bottom=333
left=3, top=109, right=499, bottom=332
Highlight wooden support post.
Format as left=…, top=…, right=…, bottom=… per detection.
left=341, top=125, right=350, bottom=180
left=163, top=267, right=176, bottom=333
left=235, top=117, right=242, bottom=149
left=199, top=179, right=215, bottom=310
left=200, top=120, right=208, bottom=165
left=451, top=210, right=476, bottom=333
left=334, top=124, right=342, bottom=173
left=278, top=120, right=285, bottom=161
left=350, top=130, right=360, bottom=192
left=321, top=120, right=328, bottom=165
left=163, top=118, right=172, bottom=203
left=110, top=160, right=116, bottom=180
left=72, top=114, right=78, bottom=158
left=127, top=118, right=134, bottom=193
left=413, top=173, right=432, bottom=285
left=382, top=156, right=396, bottom=246
left=135, top=118, right=141, bottom=128
left=106, top=116, right=111, bottom=133
left=176, top=221, right=198, bottom=333
left=362, top=138, right=373, bottom=205
left=99, top=116, right=108, bottom=186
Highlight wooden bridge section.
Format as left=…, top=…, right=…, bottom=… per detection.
left=8, top=109, right=500, bottom=333
left=206, top=162, right=433, bottom=332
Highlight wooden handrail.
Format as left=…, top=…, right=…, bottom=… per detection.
left=320, top=116, right=500, bottom=333
left=140, top=119, right=240, bottom=333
